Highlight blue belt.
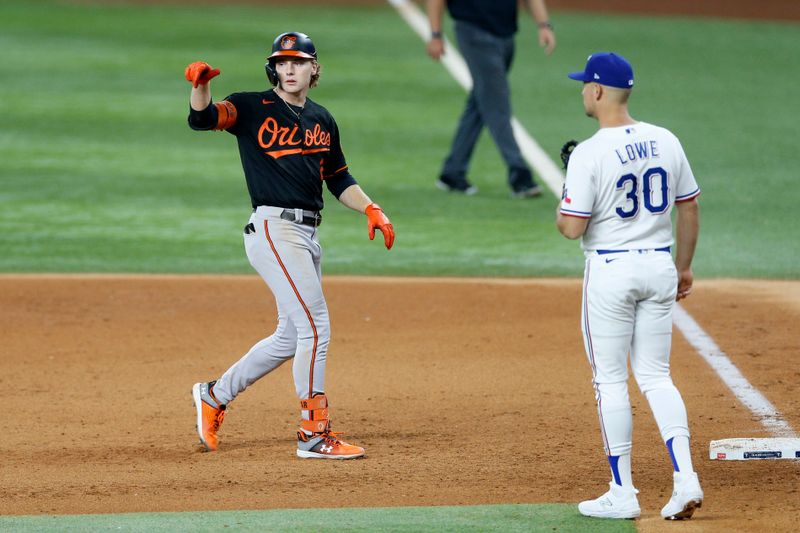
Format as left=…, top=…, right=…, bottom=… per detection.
left=596, top=246, right=671, bottom=255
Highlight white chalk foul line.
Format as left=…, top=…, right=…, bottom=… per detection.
left=673, top=306, right=796, bottom=438
left=388, top=0, right=796, bottom=439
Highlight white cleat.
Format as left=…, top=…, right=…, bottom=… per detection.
left=661, top=471, right=704, bottom=520
left=578, top=482, right=641, bottom=519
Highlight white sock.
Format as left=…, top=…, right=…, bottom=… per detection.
left=667, top=435, right=694, bottom=474
left=608, top=453, right=634, bottom=489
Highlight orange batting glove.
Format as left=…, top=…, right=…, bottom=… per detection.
left=184, top=61, right=221, bottom=88
left=365, top=203, right=394, bottom=250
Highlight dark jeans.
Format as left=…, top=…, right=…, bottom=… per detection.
left=441, top=20, right=533, bottom=190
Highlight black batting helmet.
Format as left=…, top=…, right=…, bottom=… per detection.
left=265, top=32, right=317, bottom=86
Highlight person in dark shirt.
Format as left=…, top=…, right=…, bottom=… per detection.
left=427, top=0, right=556, bottom=197
left=186, top=32, right=394, bottom=460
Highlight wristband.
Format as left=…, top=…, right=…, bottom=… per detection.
left=431, top=30, right=443, bottom=39
left=538, top=21, right=553, bottom=30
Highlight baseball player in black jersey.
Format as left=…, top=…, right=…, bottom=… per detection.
left=187, top=32, right=394, bottom=459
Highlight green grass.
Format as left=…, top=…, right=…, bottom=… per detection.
left=0, top=504, right=636, bottom=532
left=1, top=1, right=798, bottom=277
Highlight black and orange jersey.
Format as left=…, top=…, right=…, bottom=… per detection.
left=188, top=88, right=357, bottom=211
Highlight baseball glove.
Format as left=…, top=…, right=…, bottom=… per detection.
left=560, top=140, right=578, bottom=170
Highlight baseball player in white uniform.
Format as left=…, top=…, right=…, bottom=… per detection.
left=556, top=52, right=703, bottom=520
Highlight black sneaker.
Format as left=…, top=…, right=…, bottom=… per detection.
left=509, top=167, right=543, bottom=198
left=511, top=184, right=543, bottom=198
left=436, top=175, right=478, bottom=195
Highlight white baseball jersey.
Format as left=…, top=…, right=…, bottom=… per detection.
left=560, top=122, right=700, bottom=251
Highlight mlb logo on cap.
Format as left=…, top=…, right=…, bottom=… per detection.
left=568, top=52, right=634, bottom=89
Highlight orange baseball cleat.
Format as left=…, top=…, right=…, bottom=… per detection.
left=296, top=429, right=364, bottom=459
left=192, top=381, right=226, bottom=451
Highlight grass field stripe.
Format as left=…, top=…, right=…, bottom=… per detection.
left=673, top=304, right=796, bottom=438
left=387, top=0, right=564, bottom=196
left=388, top=0, right=796, bottom=440
left=0, top=503, right=637, bottom=532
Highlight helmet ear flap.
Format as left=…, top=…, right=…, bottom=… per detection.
left=265, top=60, right=278, bottom=86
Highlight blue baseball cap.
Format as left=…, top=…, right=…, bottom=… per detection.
left=568, top=52, right=634, bottom=89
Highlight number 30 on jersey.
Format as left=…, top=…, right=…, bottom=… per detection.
left=616, top=166, right=669, bottom=219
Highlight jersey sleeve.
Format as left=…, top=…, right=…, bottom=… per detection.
left=187, top=102, right=218, bottom=131
left=187, top=93, right=240, bottom=133
left=219, top=93, right=246, bottom=135
left=559, top=145, right=595, bottom=218
left=322, top=118, right=357, bottom=198
left=673, top=136, right=701, bottom=203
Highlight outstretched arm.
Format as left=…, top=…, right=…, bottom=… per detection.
left=185, top=61, right=237, bottom=131
left=337, top=184, right=395, bottom=250
left=674, top=199, right=700, bottom=300
left=185, top=61, right=220, bottom=109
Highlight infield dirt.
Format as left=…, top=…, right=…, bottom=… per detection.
left=2, top=276, right=798, bottom=533
left=7, top=1, right=799, bottom=531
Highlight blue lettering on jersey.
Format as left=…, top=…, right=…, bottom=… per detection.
left=615, top=140, right=660, bottom=165
left=614, top=166, right=671, bottom=219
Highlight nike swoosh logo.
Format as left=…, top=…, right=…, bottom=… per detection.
left=262, top=99, right=275, bottom=105
left=605, top=258, right=619, bottom=263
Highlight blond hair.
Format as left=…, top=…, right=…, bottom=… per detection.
left=310, top=61, right=321, bottom=88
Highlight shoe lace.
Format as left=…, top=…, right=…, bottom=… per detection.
left=321, top=430, right=345, bottom=446
left=212, top=409, right=225, bottom=431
